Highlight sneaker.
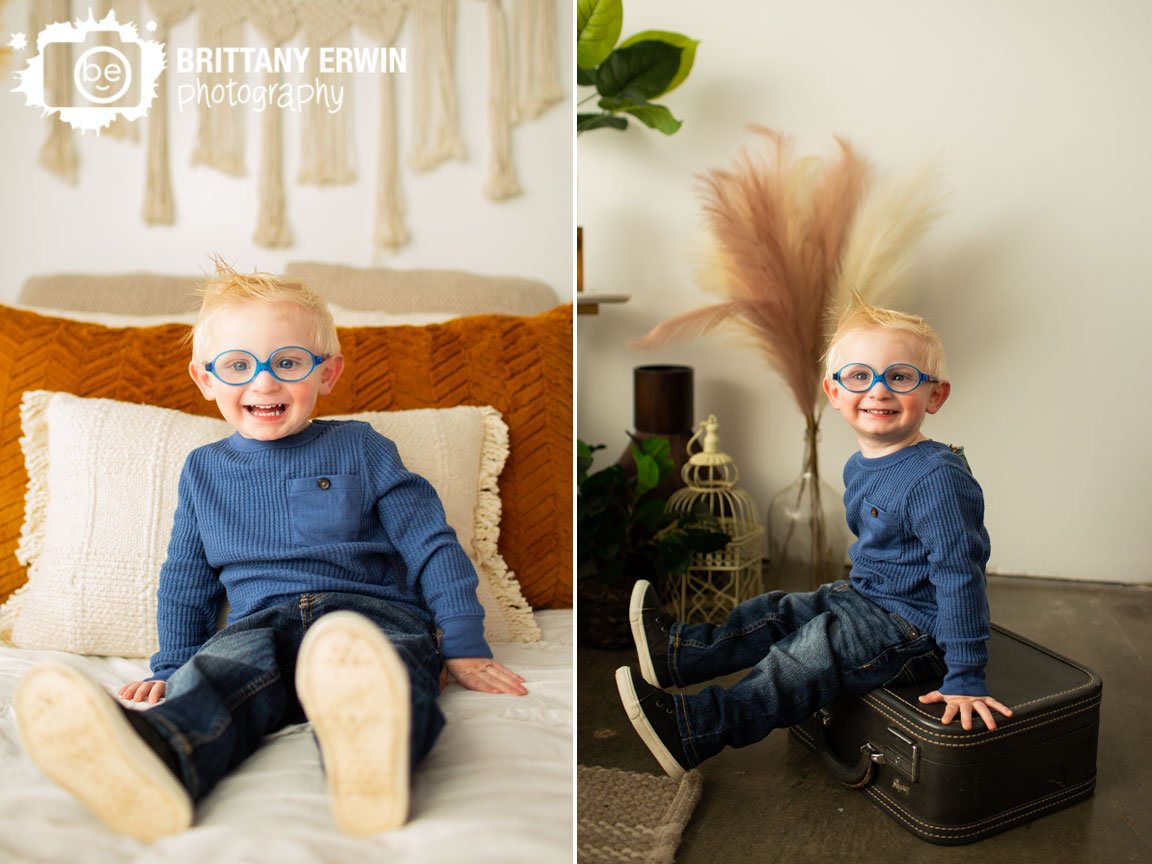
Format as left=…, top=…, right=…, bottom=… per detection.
left=296, top=611, right=411, bottom=834
left=615, top=666, right=690, bottom=780
left=16, top=663, right=192, bottom=842
left=629, top=579, right=675, bottom=688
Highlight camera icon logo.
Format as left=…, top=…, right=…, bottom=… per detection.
left=44, top=39, right=140, bottom=108
left=13, top=10, right=164, bottom=133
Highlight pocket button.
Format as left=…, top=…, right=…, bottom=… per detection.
left=870, top=507, right=879, bottom=517
left=317, top=477, right=331, bottom=490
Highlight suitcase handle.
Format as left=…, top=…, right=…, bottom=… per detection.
left=815, top=708, right=885, bottom=789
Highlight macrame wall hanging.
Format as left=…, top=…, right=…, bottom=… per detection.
left=26, top=0, right=563, bottom=251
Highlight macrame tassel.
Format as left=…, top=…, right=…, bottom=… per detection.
left=39, top=123, right=79, bottom=184
left=253, top=69, right=293, bottom=247
left=141, top=0, right=194, bottom=224
left=247, top=1, right=299, bottom=247
left=373, top=67, right=408, bottom=250
left=142, top=38, right=175, bottom=224
left=358, top=1, right=409, bottom=251
left=481, top=0, right=520, bottom=200
left=509, top=0, right=562, bottom=123
left=296, top=4, right=357, bottom=186
left=190, top=0, right=247, bottom=176
left=408, top=0, right=464, bottom=172
left=33, top=0, right=78, bottom=184
left=97, top=0, right=141, bottom=141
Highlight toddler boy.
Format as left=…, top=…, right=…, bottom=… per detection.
left=617, top=301, right=1011, bottom=778
left=17, top=264, right=526, bottom=840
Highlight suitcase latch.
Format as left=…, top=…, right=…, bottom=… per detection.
left=885, top=727, right=920, bottom=782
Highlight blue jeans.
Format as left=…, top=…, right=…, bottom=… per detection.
left=668, top=581, right=944, bottom=768
left=137, top=592, right=444, bottom=803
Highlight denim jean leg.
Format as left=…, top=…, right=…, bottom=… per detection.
left=674, top=586, right=933, bottom=767
left=141, top=604, right=306, bottom=803
left=312, top=594, right=445, bottom=770
left=386, top=630, right=445, bottom=769
left=138, top=594, right=446, bottom=804
left=669, top=582, right=852, bottom=688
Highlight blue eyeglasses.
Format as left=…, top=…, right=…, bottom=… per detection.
left=205, top=346, right=328, bottom=386
left=832, top=363, right=940, bottom=394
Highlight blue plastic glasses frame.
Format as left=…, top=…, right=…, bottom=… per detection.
left=205, top=346, right=328, bottom=386
left=832, top=363, right=940, bottom=394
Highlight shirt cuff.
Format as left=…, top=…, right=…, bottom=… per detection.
left=941, top=664, right=987, bottom=696
left=439, top=616, right=491, bottom=659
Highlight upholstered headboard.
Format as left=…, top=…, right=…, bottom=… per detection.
left=19, top=263, right=560, bottom=317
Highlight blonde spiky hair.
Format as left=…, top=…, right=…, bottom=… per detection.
left=189, top=258, right=339, bottom=361
left=823, top=295, right=947, bottom=380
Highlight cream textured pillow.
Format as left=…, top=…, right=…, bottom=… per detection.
left=0, top=392, right=538, bottom=657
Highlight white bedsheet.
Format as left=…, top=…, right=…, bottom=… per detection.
left=0, top=610, right=573, bottom=863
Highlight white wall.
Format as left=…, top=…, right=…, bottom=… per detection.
left=0, top=0, right=572, bottom=300
left=578, top=0, right=1152, bottom=584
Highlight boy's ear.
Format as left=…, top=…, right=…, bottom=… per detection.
left=925, top=380, right=951, bottom=414
left=821, top=376, right=840, bottom=406
left=318, top=354, right=345, bottom=395
left=188, top=360, right=217, bottom=401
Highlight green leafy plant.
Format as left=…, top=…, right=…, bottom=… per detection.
left=578, top=436, right=730, bottom=587
left=576, top=0, right=698, bottom=135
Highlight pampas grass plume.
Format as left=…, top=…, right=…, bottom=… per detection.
left=834, top=162, right=945, bottom=312
left=638, top=128, right=944, bottom=421
left=636, top=127, right=872, bottom=417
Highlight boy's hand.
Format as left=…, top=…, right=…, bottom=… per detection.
left=118, top=680, right=166, bottom=704
left=445, top=658, right=528, bottom=696
left=918, top=691, right=1013, bottom=730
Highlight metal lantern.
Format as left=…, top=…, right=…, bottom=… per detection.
left=665, top=415, right=765, bottom=623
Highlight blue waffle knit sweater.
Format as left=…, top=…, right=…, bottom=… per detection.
left=844, top=441, right=991, bottom=695
left=149, top=420, right=489, bottom=681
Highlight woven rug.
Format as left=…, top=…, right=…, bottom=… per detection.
left=578, top=765, right=704, bottom=864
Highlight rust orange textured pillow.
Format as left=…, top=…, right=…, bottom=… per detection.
left=0, top=304, right=572, bottom=609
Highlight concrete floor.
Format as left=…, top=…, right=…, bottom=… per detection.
left=577, top=574, right=1152, bottom=863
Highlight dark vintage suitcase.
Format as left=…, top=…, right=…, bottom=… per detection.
left=790, top=624, right=1101, bottom=845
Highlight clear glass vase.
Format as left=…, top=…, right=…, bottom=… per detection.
left=766, top=416, right=849, bottom=590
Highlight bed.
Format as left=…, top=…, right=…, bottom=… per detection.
left=0, top=264, right=573, bottom=862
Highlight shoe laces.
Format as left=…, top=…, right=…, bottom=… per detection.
left=645, top=608, right=673, bottom=635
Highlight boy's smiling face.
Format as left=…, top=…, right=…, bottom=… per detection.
left=823, top=327, right=950, bottom=458
left=189, top=300, right=344, bottom=441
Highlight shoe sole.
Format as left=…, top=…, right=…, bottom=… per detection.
left=16, top=663, right=192, bottom=842
left=614, top=666, right=686, bottom=780
left=628, top=579, right=664, bottom=688
left=296, top=612, right=410, bottom=834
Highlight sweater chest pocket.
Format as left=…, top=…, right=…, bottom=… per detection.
left=287, top=475, right=363, bottom=545
left=858, top=497, right=904, bottom=561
